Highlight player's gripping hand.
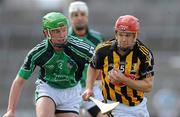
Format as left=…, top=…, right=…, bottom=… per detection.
left=108, top=69, right=124, bottom=85
left=108, top=69, right=135, bottom=86
left=3, top=111, right=15, bottom=117
left=82, top=88, right=94, bottom=101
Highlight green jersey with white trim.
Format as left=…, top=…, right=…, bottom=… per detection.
left=69, top=28, right=104, bottom=87
left=18, top=35, right=94, bottom=89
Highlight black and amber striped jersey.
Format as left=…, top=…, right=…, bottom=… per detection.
left=90, top=39, right=154, bottom=106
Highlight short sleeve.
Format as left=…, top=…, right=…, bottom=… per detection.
left=139, top=51, right=154, bottom=78
left=18, top=50, right=36, bottom=80
left=90, top=47, right=104, bottom=69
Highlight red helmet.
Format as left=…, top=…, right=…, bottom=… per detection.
left=115, top=15, right=140, bottom=32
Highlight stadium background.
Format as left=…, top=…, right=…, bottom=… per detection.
left=0, top=0, right=180, bottom=116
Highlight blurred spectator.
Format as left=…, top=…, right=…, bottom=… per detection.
left=153, top=88, right=179, bottom=117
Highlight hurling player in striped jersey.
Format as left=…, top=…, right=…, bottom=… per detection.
left=83, top=15, right=154, bottom=117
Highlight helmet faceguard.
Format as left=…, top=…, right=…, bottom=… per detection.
left=42, top=12, right=69, bottom=48
left=114, top=15, right=140, bottom=52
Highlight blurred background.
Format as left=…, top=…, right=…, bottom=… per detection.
left=1, top=0, right=180, bottom=116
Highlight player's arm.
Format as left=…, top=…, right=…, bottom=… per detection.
left=86, top=65, right=100, bottom=90
left=109, top=70, right=154, bottom=92
left=3, top=48, right=37, bottom=117
left=82, top=45, right=105, bottom=101
left=86, top=44, right=105, bottom=88
left=82, top=65, right=101, bottom=101
left=3, top=75, right=26, bottom=117
left=124, top=73, right=154, bottom=92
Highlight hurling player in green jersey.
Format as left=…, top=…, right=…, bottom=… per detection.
left=68, top=1, right=107, bottom=117
left=3, top=12, right=94, bottom=117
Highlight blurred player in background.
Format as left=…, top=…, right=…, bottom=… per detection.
left=82, top=15, right=155, bottom=117
left=68, top=1, right=106, bottom=117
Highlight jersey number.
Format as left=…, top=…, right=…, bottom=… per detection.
left=120, top=65, right=125, bottom=72
left=58, top=63, right=63, bottom=69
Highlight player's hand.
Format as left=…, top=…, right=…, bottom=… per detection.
left=82, top=89, right=94, bottom=101
left=3, top=111, right=15, bottom=117
left=108, top=69, right=136, bottom=86
left=108, top=69, right=125, bottom=85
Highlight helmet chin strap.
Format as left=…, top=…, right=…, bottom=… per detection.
left=53, top=41, right=67, bottom=48
left=50, top=36, right=68, bottom=48
left=119, top=46, right=130, bottom=51
left=117, top=45, right=133, bottom=53
left=117, top=32, right=137, bottom=53
left=117, top=41, right=135, bottom=54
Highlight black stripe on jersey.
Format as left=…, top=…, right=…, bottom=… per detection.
left=121, top=86, right=134, bottom=106
left=106, top=48, right=124, bottom=103
left=137, top=40, right=151, bottom=58
left=131, top=43, right=146, bottom=104
left=35, top=46, right=54, bottom=66
left=131, top=48, right=142, bottom=104
left=23, top=40, right=47, bottom=70
left=133, top=90, right=143, bottom=104
left=120, top=56, right=134, bottom=106
left=39, top=67, right=45, bottom=80
left=131, top=48, right=138, bottom=75
left=104, top=80, right=111, bottom=100
left=115, top=92, right=122, bottom=103
left=137, top=40, right=154, bottom=80
left=106, top=49, right=114, bottom=100
left=33, top=41, right=54, bottom=81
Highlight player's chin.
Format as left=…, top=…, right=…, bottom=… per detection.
left=121, top=45, right=129, bottom=48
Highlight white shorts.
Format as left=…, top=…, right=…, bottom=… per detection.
left=107, top=97, right=150, bottom=117
left=35, top=80, right=81, bottom=114
left=81, top=84, right=104, bottom=110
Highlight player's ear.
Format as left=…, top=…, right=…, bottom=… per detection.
left=43, top=29, right=49, bottom=38
left=134, top=32, right=139, bottom=41
left=136, top=32, right=140, bottom=38
left=114, top=29, right=118, bottom=34
left=114, top=30, right=118, bottom=39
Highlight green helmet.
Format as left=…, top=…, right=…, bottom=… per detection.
left=42, top=12, right=69, bottom=30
